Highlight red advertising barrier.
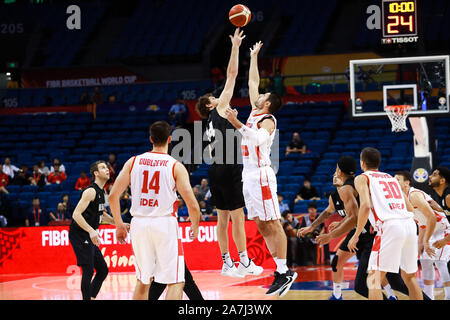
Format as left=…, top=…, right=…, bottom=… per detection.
left=0, top=221, right=275, bottom=274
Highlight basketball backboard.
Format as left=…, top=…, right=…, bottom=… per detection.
left=349, top=55, right=449, bottom=119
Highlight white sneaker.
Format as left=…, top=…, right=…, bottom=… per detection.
left=221, top=262, right=244, bottom=278
left=237, top=259, right=264, bottom=276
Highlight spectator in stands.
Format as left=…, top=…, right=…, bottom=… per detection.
left=2, top=157, right=19, bottom=179
left=60, top=193, right=74, bottom=218
left=259, top=69, right=271, bottom=93
left=120, top=190, right=132, bottom=223
left=199, top=200, right=213, bottom=221
left=294, top=179, right=320, bottom=204
left=11, top=165, right=32, bottom=186
left=31, top=164, right=47, bottom=190
left=278, top=194, right=290, bottom=213
left=272, top=69, right=285, bottom=96
left=197, top=178, right=210, bottom=201
left=25, top=197, right=48, bottom=227
left=285, top=132, right=306, bottom=156
left=106, top=153, right=120, bottom=182
left=50, top=158, right=66, bottom=173
left=47, top=164, right=67, bottom=184
left=0, top=166, right=9, bottom=194
left=80, top=92, right=90, bottom=104
left=192, top=186, right=203, bottom=203
left=37, top=160, right=50, bottom=176
left=297, top=202, right=323, bottom=265
left=281, top=211, right=302, bottom=267
left=49, top=203, right=71, bottom=223
left=75, top=171, right=91, bottom=190
left=92, top=87, right=104, bottom=105
left=177, top=198, right=189, bottom=220
left=168, top=99, right=188, bottom=128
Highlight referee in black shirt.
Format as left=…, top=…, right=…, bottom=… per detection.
left=69, top=161, right=123, bottom=300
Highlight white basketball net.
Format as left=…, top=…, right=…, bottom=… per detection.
left=385, top=105, right=412, bottom=132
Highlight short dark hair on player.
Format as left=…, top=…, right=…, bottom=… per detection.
left=360, top=147, right=381, bottom=169
left=395, top=170, right=412, bottom=182
left=196, top=93, right=213, bottom=119
left=149, top=121, right=172, bottom=147
left=268, top=92, right=282, bottom=114
left=436, top=166, right=450, bottom=184
left=90, top=160, right=106, bottom=178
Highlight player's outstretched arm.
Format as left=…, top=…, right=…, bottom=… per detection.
left=109, top=157, right=133, bottom=243
left=225, top=107, right=273, bottom=145
left=248, top=41, right=263, bottom=110
left=298, top=195, right=335, bottom=237
left=328, top=185, right=359, bottom=239
left=217, top=28, right=245, bottom=113
left=174, top=162, right=200, bottom=240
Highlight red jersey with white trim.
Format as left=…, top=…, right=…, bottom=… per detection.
left=362, top=170, right=413, bottom=229
left=241, top=111, right=277, bottom=170
left=129, top=151, right=178, bottom=218
left=408, top=187, right=450, bottom=234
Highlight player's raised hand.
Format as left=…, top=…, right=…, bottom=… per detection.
left=297, top=226, right=313, bottom=237
left=225, top=107, right=238, bottom=120
left=250, top=41, right=263, bottom=56
left=230, top=27, right=245, bottom=47
left=316, top=233, right=332, bottom=245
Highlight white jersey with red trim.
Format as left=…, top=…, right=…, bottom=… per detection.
left=408, top=187, right=450, bottom=234
left=241, top=111, right=277, bottom=170
left=129, top=151, right=178, bottom=218
left=362, top=170, right=413, bottom=229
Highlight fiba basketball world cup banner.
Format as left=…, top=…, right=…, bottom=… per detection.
left=0, top=221, right=274, bottom=274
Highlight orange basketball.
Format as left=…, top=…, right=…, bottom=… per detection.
left=229, top=4, right=251, bottom=27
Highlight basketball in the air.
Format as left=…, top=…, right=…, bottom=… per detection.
left=229, top=4, right=251, bottom=27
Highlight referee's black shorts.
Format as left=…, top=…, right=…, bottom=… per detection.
left=208, top=164, right=245, bottom=211
left=69, top=228, right=104, bottom=267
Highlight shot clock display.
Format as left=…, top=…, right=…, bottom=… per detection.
left=382, top=0, right=418, bottom=44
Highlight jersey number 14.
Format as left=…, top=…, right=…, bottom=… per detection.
left=141, top=170, right=160, bottom=194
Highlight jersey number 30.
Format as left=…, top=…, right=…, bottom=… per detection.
left=379, top=181, right=402, bottom=199
left=141, top=170, right=160, bottom=194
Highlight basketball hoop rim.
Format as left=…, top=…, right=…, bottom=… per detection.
left=384, top=105, right=412, bottom=115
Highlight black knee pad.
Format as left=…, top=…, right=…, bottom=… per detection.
left=331, top=254, right=339, bottom=272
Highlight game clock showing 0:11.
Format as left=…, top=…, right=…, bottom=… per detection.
left=382, top=0, right=418, bottom=44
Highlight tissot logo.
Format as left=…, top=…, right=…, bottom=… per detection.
left=382, top=36, right=418, bottom=44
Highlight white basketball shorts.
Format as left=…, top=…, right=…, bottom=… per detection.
left=368, top=217, right=418, bottom=274
left=130, top=215, right=184, bottom=284
left=242, top=167, right=281, bottom=221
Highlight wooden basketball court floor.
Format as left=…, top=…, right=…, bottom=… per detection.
left=0, top=263, right=446, bottom=300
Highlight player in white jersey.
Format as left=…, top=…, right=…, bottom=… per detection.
left=347, top=147, right=423, bottom=300
left=109, top=121, right=200, bottom=300
left=225, top=41, right=297, bottom=298
left=395, top=171, right=450, bottom=299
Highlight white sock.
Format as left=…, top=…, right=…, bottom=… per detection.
left=275, top=258, right=288, bottom=274
left=222, top=252, right=234, bottom=268
left=333, top=282, right=342, bottom=298
left=239, top=250, right=250, bottom=267
left=444, top=286, right=450, bottom=300
left=424, top=284, right=434, bottom=300
left=383, top=283, right=395, bottom=298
